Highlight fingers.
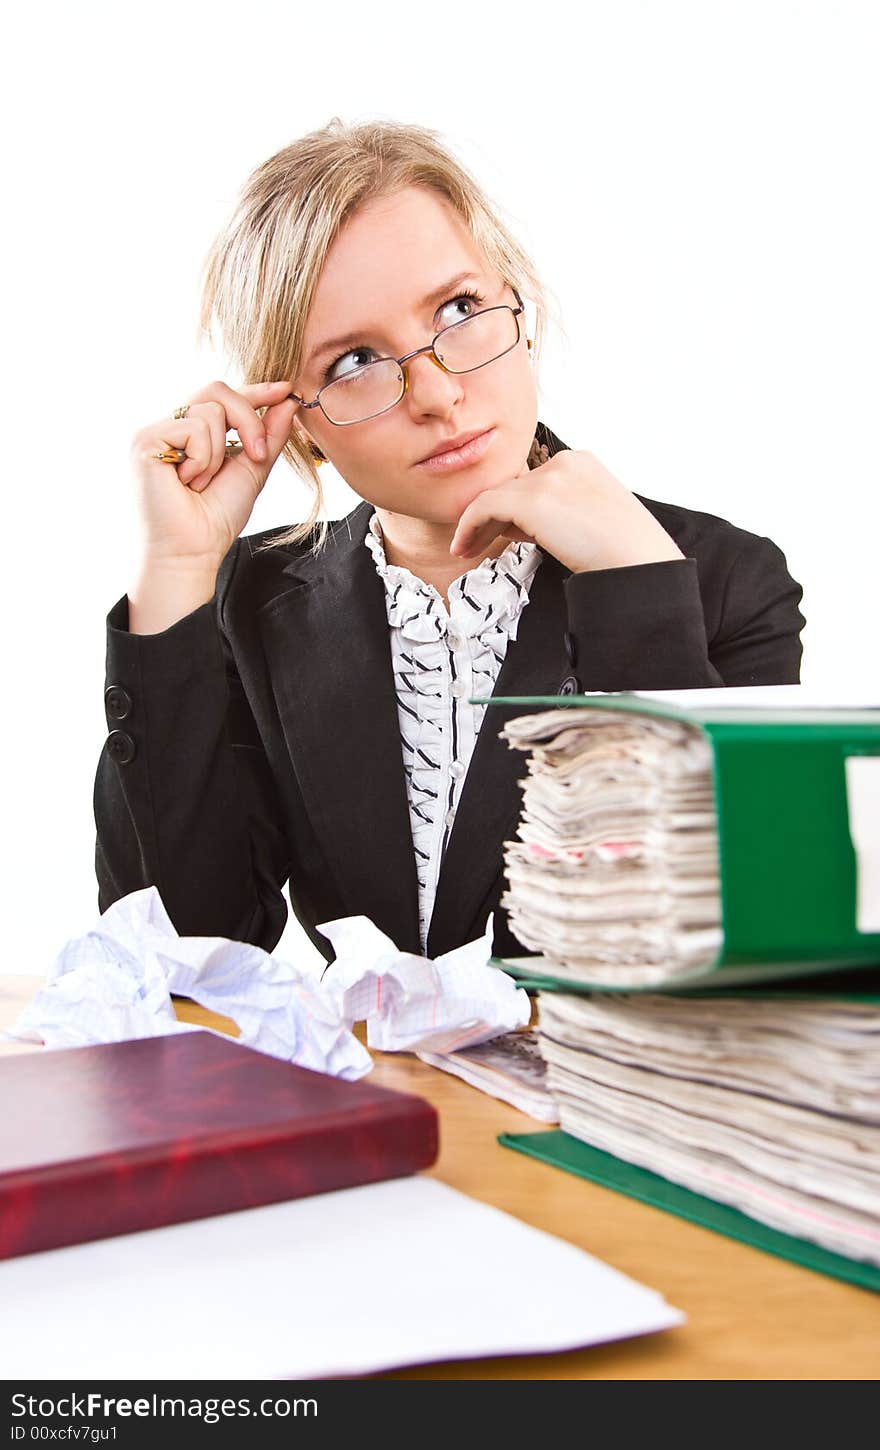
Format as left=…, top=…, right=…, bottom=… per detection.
left=185, top=379, right=294, bottom=467
left=177, top=403, right=228, bottom=489
left=133, top=412, right=235, bottom=495
left=450, top=489, right=512, bottom=557
left=452, top=524, right=533, bottom=558
left=134, top=381, right=301, bottom=502
left=450, top=516, right=508, bottom=558
left=133, top=416, right=215, bottom=482
left=260, top=393, right=302, bottom=468
left=450, top=475, right=541, bottom=558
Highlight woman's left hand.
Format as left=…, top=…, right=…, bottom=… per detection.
left=449, top=449, right=685, bottom=573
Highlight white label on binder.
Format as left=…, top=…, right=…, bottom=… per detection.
left=845, top=755, right=880, bottom=933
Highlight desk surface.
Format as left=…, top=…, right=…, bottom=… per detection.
left=2, top=975, right=877, bottom=1380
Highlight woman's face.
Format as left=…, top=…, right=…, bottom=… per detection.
left=294, top=186, right=538, bottom=526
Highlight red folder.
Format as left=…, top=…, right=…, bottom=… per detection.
left=0, top=1030, right=439, bottom=1260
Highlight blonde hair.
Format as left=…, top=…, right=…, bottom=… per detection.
left=197, top=116, right=560, bottom=553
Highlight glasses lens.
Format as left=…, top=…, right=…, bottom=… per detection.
left=315, top=308, right=520, bottom=424
left=435, top=307, right=520, bottom=373
left=319, top=360, right=404, bottom=425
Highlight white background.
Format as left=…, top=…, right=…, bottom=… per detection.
left=3, top=0, right=878, bottom=975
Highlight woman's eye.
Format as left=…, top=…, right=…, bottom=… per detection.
left=438, top=292, right=485, bottom=327
left=324, top=347, right=375, bottom=383
left=323, top=292, right=486, bottom=383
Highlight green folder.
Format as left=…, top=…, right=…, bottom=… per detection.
left=486, top=693, right=880, bottom=990
left=499, top=1129, right=880, bottom=1294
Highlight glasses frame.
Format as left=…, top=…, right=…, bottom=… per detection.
left=291, top=286, right=527, bottom=426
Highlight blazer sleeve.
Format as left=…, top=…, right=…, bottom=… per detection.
left=93, top=540, right=291, bottom=951
left=561, top=534, right=804, bottom=690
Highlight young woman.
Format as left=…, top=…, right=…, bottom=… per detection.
left=94, top=118, right=805, bottom=965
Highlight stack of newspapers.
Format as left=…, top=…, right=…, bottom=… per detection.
left=534, top=985, right=879, bottom=1266
left=494, top=689, right=880, bottom=1274
left=500, top=704, right=723, bottom=988
left=417, top=1030, right=559, bottom=1122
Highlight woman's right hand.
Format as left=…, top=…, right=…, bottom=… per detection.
left=130, top=380, right=302, bottom=570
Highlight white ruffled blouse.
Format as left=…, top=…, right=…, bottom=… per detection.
left=364, top=510, right=543, bottom=954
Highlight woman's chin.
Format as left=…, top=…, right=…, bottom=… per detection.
left=434, top=467, right=512, bottom=519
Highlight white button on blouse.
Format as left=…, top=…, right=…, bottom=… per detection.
left=364, top=510, right=542, bottom=954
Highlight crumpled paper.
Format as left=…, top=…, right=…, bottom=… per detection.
left=2, top=887, right=528, bottom=1072
left=3, top=887, right=372, bottom=1080
left=318, top=914, right=530, bottom=1052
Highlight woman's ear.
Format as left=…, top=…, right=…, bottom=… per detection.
left=294, top=422, right=327, bottom=463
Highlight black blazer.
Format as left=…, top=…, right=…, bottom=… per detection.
left=94, top=422, right=805, bottom=964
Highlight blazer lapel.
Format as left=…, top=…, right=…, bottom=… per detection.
left=256, top=503, right=422, bottom=953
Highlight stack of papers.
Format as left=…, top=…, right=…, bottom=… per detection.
left=499, top=707, right=722, bottom=986
left=537, top=987, right=880, bottom=1267
left=417, top=1029, right=560, bottom=1123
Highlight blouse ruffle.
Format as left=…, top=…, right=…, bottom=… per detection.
left=365, top=511, right=542, bottom=951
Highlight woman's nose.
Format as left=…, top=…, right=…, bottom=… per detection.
left=404, top=349, right=465, bottom=411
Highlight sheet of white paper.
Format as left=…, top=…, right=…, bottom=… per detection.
left=318, top=913, right=530, bottom=1052
left=845, top=755, right=880, bottom=933
left=0, top=1177, right=683, bottom=1379
left=631, top=685, right=880, bottom=709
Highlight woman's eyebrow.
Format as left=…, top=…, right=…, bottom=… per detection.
left=307, top=271, right=484, bottom=368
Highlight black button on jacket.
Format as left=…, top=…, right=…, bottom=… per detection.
left=93, top=422, right=805, bottom=964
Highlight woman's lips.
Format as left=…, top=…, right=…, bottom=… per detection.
left=416, top=428, right=496, bottom=472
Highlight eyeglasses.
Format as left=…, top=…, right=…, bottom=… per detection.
left=291, top=287, right=527, bottom=426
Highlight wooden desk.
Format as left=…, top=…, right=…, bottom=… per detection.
left=3, top=976, right=877, bottom=1379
